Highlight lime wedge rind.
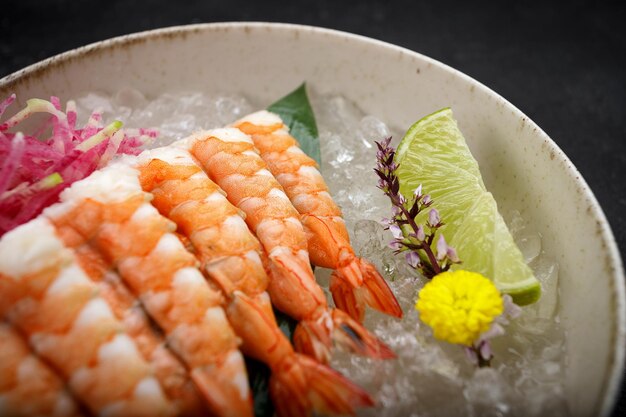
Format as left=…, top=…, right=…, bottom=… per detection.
left=502, top=281, right=542, bottom=306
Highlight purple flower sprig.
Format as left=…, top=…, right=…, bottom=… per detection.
left=375, top=137, right=460, bottom=279
left=464, top=294, right=522, bottom=367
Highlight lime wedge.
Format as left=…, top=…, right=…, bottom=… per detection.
left=395, top=108, right=541, bottom=305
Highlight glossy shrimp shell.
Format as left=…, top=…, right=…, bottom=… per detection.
left=45, top=161, right=253, bottom=417
left=234, top=111, right=403, bottom=323
left=50, top=202, right=206, bottom=416
left=0, top=322, right=83, bottom=417
left=137, top=146, right=374, bottom=417
left=190, top=128, right=394, bottom=364
left=0, top=217, right=175, bottom=417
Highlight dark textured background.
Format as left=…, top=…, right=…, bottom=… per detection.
left=1, top=0, right=624, bottom=415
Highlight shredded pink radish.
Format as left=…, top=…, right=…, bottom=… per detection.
left=0, top=95, right=157, bottom=236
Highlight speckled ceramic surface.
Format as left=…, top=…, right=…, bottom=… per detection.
left=0, top=22, right=623, bottom=417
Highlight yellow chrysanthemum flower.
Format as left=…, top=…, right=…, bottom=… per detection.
left=415, top=270, right=503, bottom=346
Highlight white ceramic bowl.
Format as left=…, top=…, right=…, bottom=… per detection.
left=1, top=22, right=623, bottom=417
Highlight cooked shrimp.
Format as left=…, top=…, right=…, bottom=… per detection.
left=0, top=322, right=83, bottom=417
left=234, top=111, right=403, bottom=323
left=0, top=217, right=175, bottom=417
left=190, top=128, right=394, bottom=364
left=138, top=146, right=374, bottom=417
left=52, top=215, right=206, bottom=416
left=46, top=161, right=252, bottom=417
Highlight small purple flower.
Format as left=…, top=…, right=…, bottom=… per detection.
left=422, top=194, right=431, bottom=205
left=502, top=294, right=522, bottom=320
left=416, top=225, right=426, bottom=242
left=405, top=251, right=421, bottom=268
left=465, top=341, right=493, bottom=368
left=459, top=295, right=521, bottom=368
left=414, top=184, right=423, bottom=199
left=480, top=323, right=505, bottom=341
left=389, top=224, right=403, bottom=239
left=492, top=294, right=522, bottom=326
left=436, top=234, right=448, bottom=261
left=428, top=208, right=440, bottom=227
left=464, top=346, right=479, bottom=365
left=388, top=240, right=402, bottom=250
left=398, top=193, right=406, bottom=205
left=446, top=246, right=460, bottom=263
left=479, top=340, right=493, bottom=361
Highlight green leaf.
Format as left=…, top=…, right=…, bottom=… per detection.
left=274, top=308, right=298, bottom=341
left=246, top=357, right=273, bottom=417
left=267, top=83, right=321, bottom=165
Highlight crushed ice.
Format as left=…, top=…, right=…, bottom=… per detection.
left=75, top=88, right=568, bottom=416
left=315, top=94, right=568, bottom=417
left=76, top=89, right=255, bottom=148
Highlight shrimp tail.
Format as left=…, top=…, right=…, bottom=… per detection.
left=224, top=291, right=374, bottom=417
left=293, top=309, right=396, bottom=363
left=270, top=353, right=374, bottom=417
left=190, top=350, right=253, bottom=417
left=331, top=308, right=396, bottom=359
left=261, top=231, right=395, bottom=362
left=264, top=247, right=329, bottom=331
left=292, top=314, right=334, bottom=364
left=330, top=257, right=403, bottom=322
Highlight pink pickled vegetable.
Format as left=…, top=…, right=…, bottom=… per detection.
left=0, top=95, right=157, bottom=236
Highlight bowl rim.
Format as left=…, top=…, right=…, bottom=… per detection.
left=1, top=21, right=624, bottom=416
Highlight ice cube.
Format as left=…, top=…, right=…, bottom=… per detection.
left=359, top=115, right=391, bottom=143
left=519, top=255, right=560, bottom=329
left=464, top=368, right=512, bottom=416
left=353, top=219, right=387, bottom=257
left=517, top=232, right=542, bottom=263
left=115, top=88, right=147, bottom=109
